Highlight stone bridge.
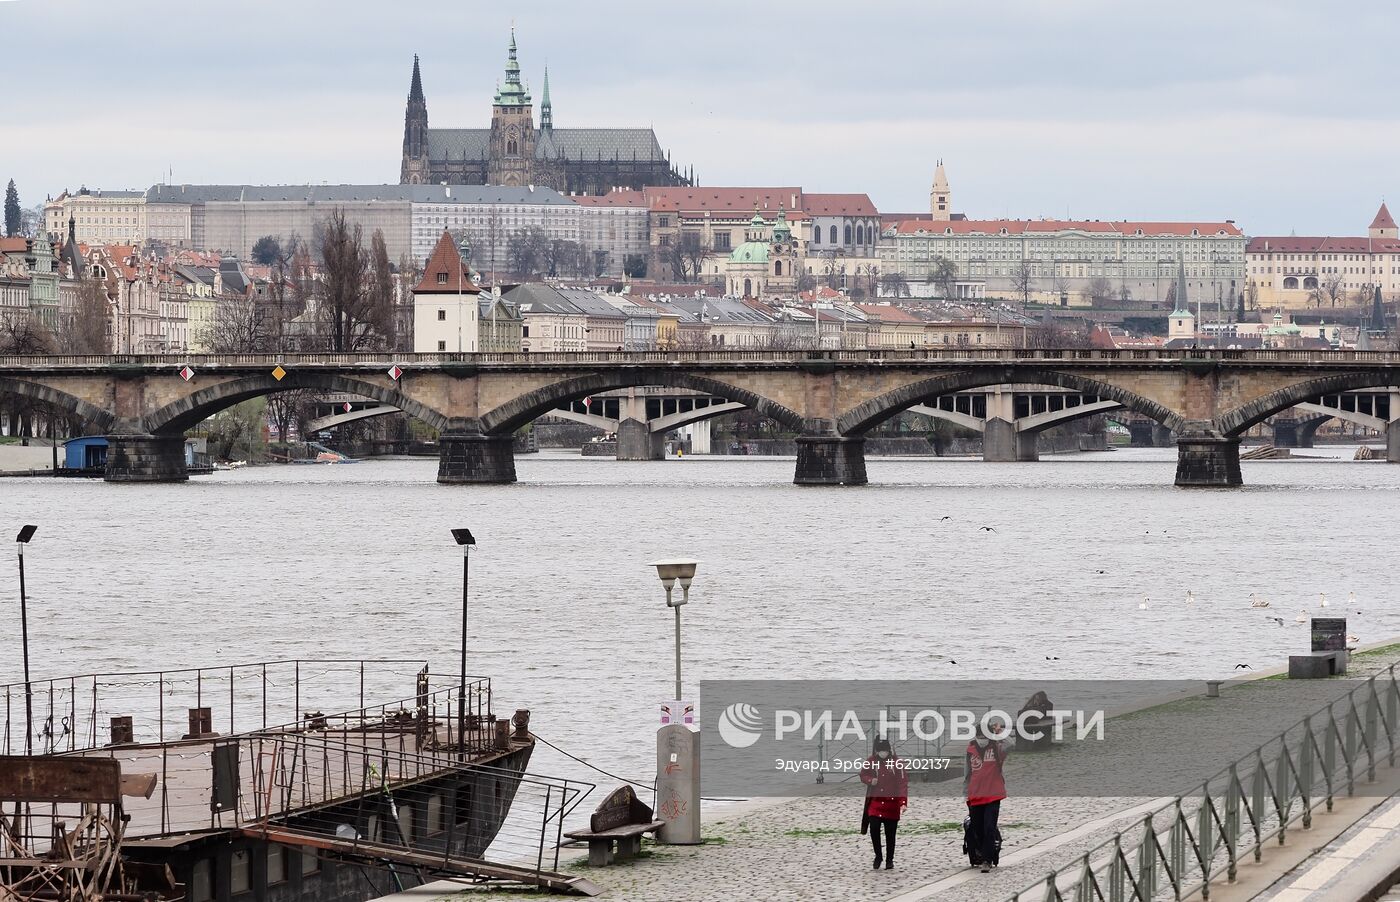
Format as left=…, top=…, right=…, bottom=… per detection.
left=3, top=348, right=1400, bottom=486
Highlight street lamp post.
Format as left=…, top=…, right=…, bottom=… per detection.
left=649, top=559, right=698, bottom=701
left=649, top=557, right=701, bottom=846
left=451, top=527, right=476, bottom=760
left=16, top=525, right=37, bottom=756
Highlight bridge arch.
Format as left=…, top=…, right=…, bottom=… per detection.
left=1015, top=399, right=1123, bottom=436
left=1216, top=373, right=1400, bottom=437
left=837, top=368, right=1186, bottom=436
left=143, top=374, right=451, bottom=435
left=479, top=369, right=805, bottom=436
left=0, top=377, right=116, bottom=433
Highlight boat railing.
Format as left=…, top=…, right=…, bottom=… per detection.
left=234, top=733, right=595, bottom=886
left=3, top=734, right=592, bottom=893
left=0, top=659, right=491, bottom=756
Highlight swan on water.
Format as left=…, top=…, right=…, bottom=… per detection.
left=1250, top=593, right=1270, bottom=609
left=1139, top=596, right=1149, bottom=610
left=1319, top=592, right=1329, bottom=608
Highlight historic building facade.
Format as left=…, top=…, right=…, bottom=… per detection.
left=399, top=32, right=691, bottom=194
left=880, top=216, right=1246, bottom=306
left=1245, top=204, right=1400, bottom=311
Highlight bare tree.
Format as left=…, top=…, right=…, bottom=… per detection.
left=931, top=255, right=958, bottom=300
left=58, top=279, right=111, bottom=353
left=0, top=311, right=55, bottom=354
left=315, top=209, right=379, bottom=351
left=1048, top=260, right=1069, bottom=302
left=1082, top=276, right=1114, bottom=307
left=203, top=293, right=272, bottom=352
left=369, top=229, right=396, bottom=348
left=1010, top=259, right=1035, bottom=311
left=1318, top=272, right=1345, bottom=309
left=670, top=233, right=709, bottom=283
left=266, top=389, right=315, bottom=444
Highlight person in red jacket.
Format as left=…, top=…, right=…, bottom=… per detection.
left=964, top=721, right=1010, bottom=872
left=860, top=737, right=908, bottom=870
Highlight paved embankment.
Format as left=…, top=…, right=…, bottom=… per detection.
left=381, top=642, right=1400, bottom=902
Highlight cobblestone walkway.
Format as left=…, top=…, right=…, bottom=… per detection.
left=392, top=644, right=1400, bottom=901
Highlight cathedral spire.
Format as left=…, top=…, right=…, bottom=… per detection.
left=494, top=28, right=531, bottom=106
left=1172, top=255, right=1192, bottom=316
left=408, top=54, right=424, bottom=102
left=540, top=65, right=553, bottom=131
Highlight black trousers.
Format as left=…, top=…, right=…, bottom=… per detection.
left=968, top=800, right=1001, bottom=865
left=868, top=815, right=897, bottom=861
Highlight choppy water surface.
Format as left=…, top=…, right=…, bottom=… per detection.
left=1, top=447, right=1396, bottom=788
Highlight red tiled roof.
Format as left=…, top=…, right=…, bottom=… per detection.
left=1371, top=202, right=1396, bottom=230
left=641, top=187, right=810, bottom=220
left=0, top=238, right=30, bottom=254
left=855, top=303, right=924, bottom=324
left=414, top=230, right=480, bottom=295
left=1246, top=235, right=1400, bottom=254
left=803, top=193, right=878, bottom=216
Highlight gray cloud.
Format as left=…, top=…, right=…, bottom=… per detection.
left=4, top=0, right=1396, bottom=234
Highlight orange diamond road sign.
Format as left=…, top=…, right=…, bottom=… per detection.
left=387, top=365, right=404, bottom=380
left=271, top=365, right=287, bottom=381
left=178, top=365, right=195, bottom=381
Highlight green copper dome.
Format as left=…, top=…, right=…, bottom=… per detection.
left=729, top=241, right=769, bottom=264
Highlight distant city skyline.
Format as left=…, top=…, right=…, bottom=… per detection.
left=5, top=0, right=1398, bottom=235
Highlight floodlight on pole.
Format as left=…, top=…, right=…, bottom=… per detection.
left=16, top=525, right=37, bottom=756
left=452, top=528, right=476, bottom=760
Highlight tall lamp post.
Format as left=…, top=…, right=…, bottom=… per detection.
left=16, top=524, right=37, bottom=756
left=451, top=527, right=476, bottom=760
left=649, top=559, right=698, bottom=701
left=649, top=558, right=701, bottom=845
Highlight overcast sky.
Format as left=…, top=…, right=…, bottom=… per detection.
left=5, top=1, right=1396, bottom=235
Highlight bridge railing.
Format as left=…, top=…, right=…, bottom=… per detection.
left=4, top=348, right=1400, bottom=368
left=1003, top=663, right=1400, bottom=902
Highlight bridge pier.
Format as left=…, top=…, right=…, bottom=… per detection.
left=437, top=431, right=516, bottom=484
left=104, top=433, right=188, bottom=483
left=983, top=419, right=1038, bottom=462
left=1272, top=420, right=1303, bottom=448
left=616, top=418, right=665, bottom=461
left=1388, top=420, right=1400, bottom=463
left=794, top=435, right=867, bottom=486
left=1174, top=435, right=1242, bottom=487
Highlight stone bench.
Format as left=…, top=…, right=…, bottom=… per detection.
left=564, top=785, right=665, bottom=867
left=1289, top=650, right=1348, bottom=679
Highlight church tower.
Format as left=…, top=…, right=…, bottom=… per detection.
left=930, top=160, right=951, bottom=221
left=1168, top=255, right=1196, bottom=342
left=1369, top=202, right=1397, bottom=239
left=400, top=55, right=430, bottom=185
left=487, top=29, right=536, bottom=187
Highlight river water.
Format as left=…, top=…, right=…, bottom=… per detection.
left=1, top=446, right=1396, bottom=794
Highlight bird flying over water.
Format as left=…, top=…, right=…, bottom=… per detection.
left=1235, top=664, right=1252, bottom=670
left=979, top=526, right=996, bottom=532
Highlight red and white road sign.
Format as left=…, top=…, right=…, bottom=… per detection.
left=343, top=402, right=353, bottom=413
left=178, top=365, right=195, bottom=381
left=387, top=365, right=404, bottom=381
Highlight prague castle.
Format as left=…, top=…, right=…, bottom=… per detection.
left=400, top=31, right=691, bottom=194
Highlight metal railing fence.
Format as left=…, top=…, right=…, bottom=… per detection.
left=1005, top=663, right=1400, bottom=902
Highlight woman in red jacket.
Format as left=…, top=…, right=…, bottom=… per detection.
left=964, top=722, right=1009, bottom=872
left=860, top=737, right=908, bottom=869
